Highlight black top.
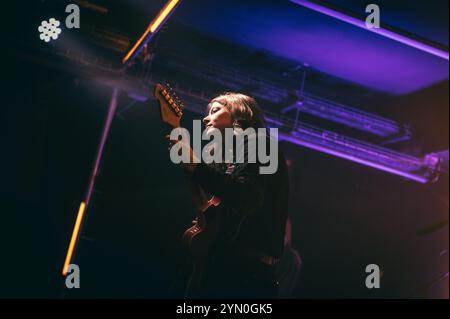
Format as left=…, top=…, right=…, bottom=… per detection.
left=186, top=135, right=290, bottom=297
left=190, top=135, right=289, bottom=260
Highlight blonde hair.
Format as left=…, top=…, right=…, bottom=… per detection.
left=207, top=92, right=266, bottom=129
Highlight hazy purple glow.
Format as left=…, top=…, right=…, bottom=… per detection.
left=177, top=0, right=449, bottom=94
left=290, top=0, right=449, bottom=60
left=86, top=88, right=119, bottom=205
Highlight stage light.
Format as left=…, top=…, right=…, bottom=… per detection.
left=290, top=0, right=449, bottom=60
left=150, top=0, right=180, bottom=32
left=122, top=0, right=181, bottom=64
left=62, top=202, right=86, bottom=276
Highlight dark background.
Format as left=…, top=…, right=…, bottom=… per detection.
left=3, top=0, right=448, bottom=298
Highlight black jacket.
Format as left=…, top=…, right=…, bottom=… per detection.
left=190, top=135, right=289, bottom=260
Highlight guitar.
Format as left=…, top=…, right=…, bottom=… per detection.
left=153, top=83, right=221, bottom=258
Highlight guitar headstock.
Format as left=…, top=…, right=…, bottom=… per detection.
left=154, top=83, right=184, bottom=128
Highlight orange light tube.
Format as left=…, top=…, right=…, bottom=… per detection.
left=122, top=0, right=180, bottom=64
left=62, top=202, right=86, bottom=276
left=151, top=0, right=179, bottom=32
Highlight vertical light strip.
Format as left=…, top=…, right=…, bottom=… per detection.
left=62, top=202, right=86, bottom=276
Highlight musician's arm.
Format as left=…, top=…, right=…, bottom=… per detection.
left=166, top=135, right=209, bottom=212
left=183, top=172, right=213, bottom=213
left=190, top=161, right=265, bottom=216
left=187, top=137, right=266, bottom=216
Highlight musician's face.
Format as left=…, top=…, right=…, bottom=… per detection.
left=203, top=102, right=233, bottom=134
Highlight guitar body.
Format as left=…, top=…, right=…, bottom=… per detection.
left=182, top=223, right=210, bottom=258
left=181, top=196, right=222, bottom=258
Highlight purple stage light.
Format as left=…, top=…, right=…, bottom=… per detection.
left=290, top=0, right=449, bottom=60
